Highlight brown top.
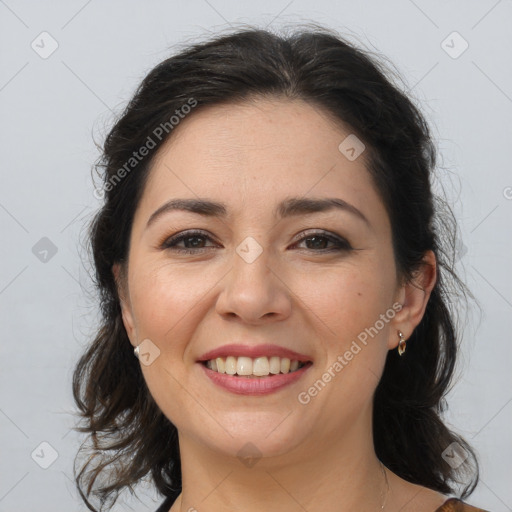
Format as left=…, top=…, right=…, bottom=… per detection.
left=436, top=498, right=490, bottom=511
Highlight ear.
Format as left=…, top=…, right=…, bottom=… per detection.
left=112, top=262, right=137, bottom=345
left=387, top=250, right=437, bottom=350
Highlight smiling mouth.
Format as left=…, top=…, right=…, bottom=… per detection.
left=201, top=356, right=312, bottom=378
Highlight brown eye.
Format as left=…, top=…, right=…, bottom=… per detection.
left=161, top=230, right=218, bottom=254
left=160, top=229, right=352, bottom=255
left=293, top=231, right=352, bottom=252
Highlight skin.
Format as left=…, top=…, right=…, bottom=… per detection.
left=113, top=97, right=446, bottom=512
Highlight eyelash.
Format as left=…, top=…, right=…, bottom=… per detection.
left=160, top=229, right=352, bottom=255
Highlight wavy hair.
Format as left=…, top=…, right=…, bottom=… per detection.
left=72, top=24, right=480, bottom=511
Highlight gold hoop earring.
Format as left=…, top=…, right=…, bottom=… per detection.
left=397, top=331, right=406, bottom=356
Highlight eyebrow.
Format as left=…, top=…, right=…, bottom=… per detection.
left=145, top=196, right=370, bottom=229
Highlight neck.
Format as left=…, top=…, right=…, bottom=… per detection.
left=172, top=406, right=389, bottom=512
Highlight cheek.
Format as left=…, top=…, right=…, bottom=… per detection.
left=290, top=261, right=393, bottom=348
left=128, top=261, right=219, bottom=348
left=292, top=266, right=393, bottom=420
left=128, top=264, right=214, bottom=423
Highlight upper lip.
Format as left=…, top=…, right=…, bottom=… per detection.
left=197, top=344, right=312, bottom=362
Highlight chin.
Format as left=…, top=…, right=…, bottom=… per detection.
left=198, top=412, right=308, bottom=460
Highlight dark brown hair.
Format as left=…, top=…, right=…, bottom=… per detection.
left=72, top=24, right=480, bottom=511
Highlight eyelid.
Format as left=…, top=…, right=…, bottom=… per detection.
left=159, top=229, right=219, bottom=249
left=291, top=228, right=343, bottom=243
left=291, top=229, right=352, bottom=250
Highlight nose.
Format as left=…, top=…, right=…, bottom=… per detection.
left=215, top=241, right=292, bottom=324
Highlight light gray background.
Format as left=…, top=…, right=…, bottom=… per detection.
left=1, top=1, right=511, bottom=511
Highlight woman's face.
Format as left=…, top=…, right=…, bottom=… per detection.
left=116, top=97, right=408, bottom=462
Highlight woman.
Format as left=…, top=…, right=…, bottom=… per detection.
left=72, top=26, right=490, bottom=512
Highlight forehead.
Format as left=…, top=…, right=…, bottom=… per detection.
left=135, top=98, right=388, bottom=228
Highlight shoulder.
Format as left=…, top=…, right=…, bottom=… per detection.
left=384, top=471, right=489, bottom=512
left=435, top=497, right=491, bottom=512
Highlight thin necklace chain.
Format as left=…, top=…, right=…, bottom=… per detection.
left=380, top=461, right=390, bottom=510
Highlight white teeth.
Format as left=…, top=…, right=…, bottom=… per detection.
left=205, top=355, right=308, bottom=376
left=236, top=356, right=253, bottom=376
left=269, top=356, right=281, bottom=374
left=252, top=357, right=269, bottom=376
left=225, top=356, right=237, bottom=375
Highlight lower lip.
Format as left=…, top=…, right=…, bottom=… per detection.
left=198, top=362, right=313, bottom=395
